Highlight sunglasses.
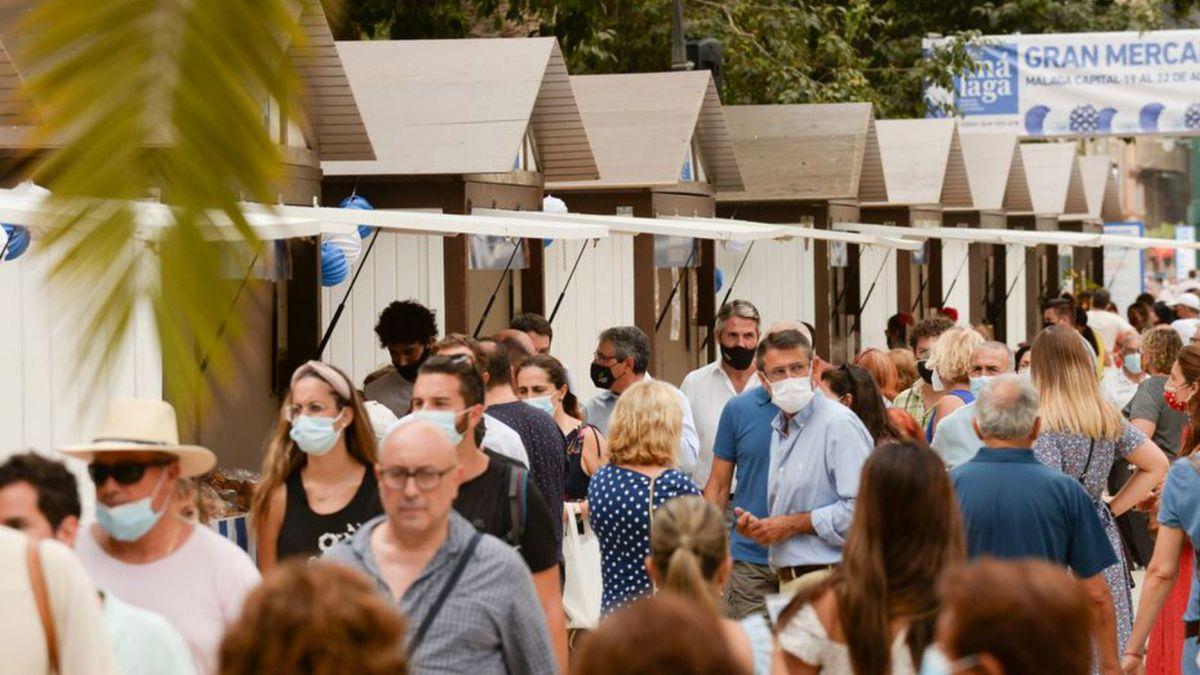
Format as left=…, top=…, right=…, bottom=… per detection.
left=89, top=460, right=173, bottom=486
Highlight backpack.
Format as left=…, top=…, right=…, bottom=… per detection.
left=505, top=466, right=529, bottom=549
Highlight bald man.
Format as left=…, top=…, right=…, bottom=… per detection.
left=325, top=421, right=555, bottom=675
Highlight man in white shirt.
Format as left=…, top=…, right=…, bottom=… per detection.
left=65, top=399, right=260, bottom=675
left=1100, top=330, right=1146, bottom=411
left=931, top=341, right=1013, bottom=469
left=1169, top=291, right=1200, bottom=343
left=583, top=326, right=700, bottom=475
left=680, top=300, right=762, bottom=486
left=1086, top=288, right=1134, bottom=353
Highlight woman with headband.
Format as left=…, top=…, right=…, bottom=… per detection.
left=251, top=361, right=381, bottom=571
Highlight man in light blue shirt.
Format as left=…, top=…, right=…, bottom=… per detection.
left=582, top=326, right=700, bottom=475
left=931, top=341, right=1013, bottom=469
left=734, top=330, right=873, bottom=592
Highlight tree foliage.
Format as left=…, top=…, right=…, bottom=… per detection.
left=332, top=0, right=1196, bottom=117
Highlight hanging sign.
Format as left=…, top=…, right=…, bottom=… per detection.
left=925, top=30, right=1200, bottom=137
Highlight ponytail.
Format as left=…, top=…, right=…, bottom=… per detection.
left=661, top=544, right=719, bottom=614
left=648, top=497, right=727, bottom=615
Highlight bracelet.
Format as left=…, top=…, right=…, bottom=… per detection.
left=1124, top=651, right=1145, bottom=659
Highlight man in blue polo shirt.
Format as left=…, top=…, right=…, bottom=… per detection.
left=952, top=374, right=1120, bottom=674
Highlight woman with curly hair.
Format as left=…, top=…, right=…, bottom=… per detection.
left=923, top=327, right=985, bottom=441
left=218, top=561, right=408, bottom=675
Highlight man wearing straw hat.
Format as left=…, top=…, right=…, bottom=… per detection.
left=66, top=398, right=261, bottom=675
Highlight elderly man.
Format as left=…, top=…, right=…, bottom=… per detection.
left=734, top=329, right=873, bottom=595
left=325, top=419, right=555, bottom=675
left=0, top=453, right=195, bottom=675
left=65, top=399, right=260, bottom=675
left=583, top=325, right=700, bottom=475
left=930, top=341, right=1013, bottom=469
left=951, top=375, right=1120, bottom=675
left=1170, top=291, right=1200, bottom=342
left=681, top=299, right=762, bottom=488
left=1100, top=330, right=1145, bottom=410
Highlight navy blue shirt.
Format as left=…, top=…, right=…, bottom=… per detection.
left=952, top=447, right=1117, bottom=578
left=712, top=386, right=779, bottom=565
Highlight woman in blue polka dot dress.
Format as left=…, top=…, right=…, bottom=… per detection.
left=587, top=380, right=701, bottom=614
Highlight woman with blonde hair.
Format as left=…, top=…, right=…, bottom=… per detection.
left=647, top=496, right=782, bottom=675
left=923, top=326, right=984, bottom=441
left=588, top=380, right=700, bottom=615
left=251, top=361, right=380, bottom=571
left=1029, top=327, right=1169, bottom=660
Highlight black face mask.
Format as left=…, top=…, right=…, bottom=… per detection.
left=720, top=345, right=756, bottom=371
left=916, top=359, right=933, bottom=385
left=1043, top=321, right=1055, bottom=330
left=394, top=346, right=428, bottom=382
left=590, top=362, right=616, bottom=390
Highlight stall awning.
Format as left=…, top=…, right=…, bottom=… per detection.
left=834, top=222, right=1103, bottom=248
left=1100, top=234, right=1200, bottom=251
left=474, top=208, right=783, bottom=242
left=270, top=204, right=609, bottom=240
left=666, top=215, right=923, bottom=251
left=0, top=188, right=359, bottom=240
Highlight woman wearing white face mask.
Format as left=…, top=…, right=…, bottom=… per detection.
left=515, top=354, right=608, bottom=503
left=251, top=361, right=381, bottom=572
left=924, top=327, right=985, bottom=443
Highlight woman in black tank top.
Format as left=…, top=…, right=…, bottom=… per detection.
left=251, top=361, right=382, bottom=569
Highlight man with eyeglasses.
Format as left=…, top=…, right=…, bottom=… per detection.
left=326, top=419, right=555, bottom=675
left=582, top=325, right=700, bottom=475
left=733, top=329, right=873, bottom=597
left=65, top=399, right=260, bottom=675
left=404, top=355, right=567, bottom=671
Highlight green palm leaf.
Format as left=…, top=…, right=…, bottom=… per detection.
left=14, top=0, right=305, bottom=411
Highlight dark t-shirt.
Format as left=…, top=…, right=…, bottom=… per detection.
left=1124, top=375, right=1186, bottom=457
left=486, top=400, right=566, bottom=544
left=454, top=450, right=559, bottom=573
left=952, top=448, right=1117, bottom=578
left=276, top=464, right=382, bottom=561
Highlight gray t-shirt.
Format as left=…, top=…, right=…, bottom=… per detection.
left=1123, top=375, right=1186, bottom=457
left=363, top=368, right=414, bottom=418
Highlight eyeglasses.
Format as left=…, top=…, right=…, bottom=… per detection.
left=89, top=460, right=173, bottom=486
left=377, top=464, right=458, bottom=492
left=593, top=352, right=619, bottom=364
left=763, top=362, right=810, bottom=382
left=285, top=401, right=342, bottom=422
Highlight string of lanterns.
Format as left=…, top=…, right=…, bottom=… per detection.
left=320, top=194, right=376, bottom=287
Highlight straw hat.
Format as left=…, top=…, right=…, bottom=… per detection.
left=60, top=398, right=217, bottom=478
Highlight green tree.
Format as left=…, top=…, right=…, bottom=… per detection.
left=19, top=0, right=304, bottom=407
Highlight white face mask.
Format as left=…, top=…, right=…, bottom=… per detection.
left=931, top=369, right=947, bottom=391
left=770, top=377, right=815, bottom=414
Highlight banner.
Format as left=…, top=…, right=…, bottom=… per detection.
left=925, top=30, right=1200, bottom=137
left=1103, top=222, right=1144, bottom=311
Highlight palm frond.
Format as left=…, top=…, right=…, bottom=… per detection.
left=16, top=0, right=305, bottom=410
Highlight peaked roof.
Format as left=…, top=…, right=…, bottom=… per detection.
left=1077, top=155, right=1115, bottom=221
left=1102, top=165, right=1124, bottom=222
left=716, top=103, right=886, bottom=203
left=957, top=131, right=1032, bottom=212
left=1020, top=142, right=1089, bottom=216
left=323, top=37, right=598, bottom=181
left=550, top=70, right=743, bottom=191
left=869, top=119, right=972, bottom=207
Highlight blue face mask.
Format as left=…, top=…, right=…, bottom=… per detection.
left=919, top=646, right=980, bottom=675
left=289, top=413, right=344, bottom=456
left=95, top=471, right=169, bottom=542
left=410, top=409, right=466, bottom=446
left=1124, top=352, right=1142, bottom=375
left=523, top=395, right=556, bottom=416
left=969, top=375, right=993, bottom=398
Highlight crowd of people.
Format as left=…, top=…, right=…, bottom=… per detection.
left=6, top=289, right=1200, bottom=674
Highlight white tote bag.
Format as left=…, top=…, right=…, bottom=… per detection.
left=562, top=502, right=602, bottom=629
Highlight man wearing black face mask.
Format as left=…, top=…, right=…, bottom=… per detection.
left=364, top=300, right=439, bottom=418
left=680, top=300, right=762, bottom=486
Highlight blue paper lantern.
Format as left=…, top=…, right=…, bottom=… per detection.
left=2, top=224, right=29, bottom=261
left=543, top=238, right=553, bottom=248
left=339, top=194, right=374, bottom=239
left=715, top=268, right=725, bottom=294
left=320, top=240, right=349, bottom=287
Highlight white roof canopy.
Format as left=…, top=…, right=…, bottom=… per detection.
left=665, top=215, right=923, bottom=251
left=834, top=222, right=1103, bottom=248
left=1100, top=234, right=1200, bottom=250
left=268, top=204, right=609, bottom=240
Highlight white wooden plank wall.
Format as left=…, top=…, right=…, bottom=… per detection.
left=543, top=236, right=635, bottom=403
left=941, top=241, right=971, bottom=325
left=714, top=238, right=815, bottom=333
left=859, top=245, right=898, bottom=350
left=1005, top=244, right=1027, bottom=347
left=319, top=232, right=446, bottom=387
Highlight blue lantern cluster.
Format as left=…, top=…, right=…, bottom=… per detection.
left=2, top=224, right=29, bottom=261
left=339, top=194, right=375, bottom=239
left=320, top=240, right=348, bottom=286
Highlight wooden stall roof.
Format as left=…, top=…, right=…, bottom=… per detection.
left=957, top=131, right=1032, bottom=212
left=323, top=37, right=598, bottom=182
left=716, top=103, right=886, bottom=204
left=547, top=71, right=742, bottom=192
left=1020, top=142, right=1089, bottom=216
left=0, top=0, right=375, bottom=160
left=866, top=119, right=972, bottom=208
left=1077, top=155, right=1116, bottom=221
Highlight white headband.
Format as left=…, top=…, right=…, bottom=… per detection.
left=291, top=360, right=353, bottom=401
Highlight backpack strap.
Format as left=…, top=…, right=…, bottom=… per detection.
left=409, top=531, right=483, bottom=657
left=27, top=540, right=58, bottom=673
left=507, top=467, right=527, bottom=548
